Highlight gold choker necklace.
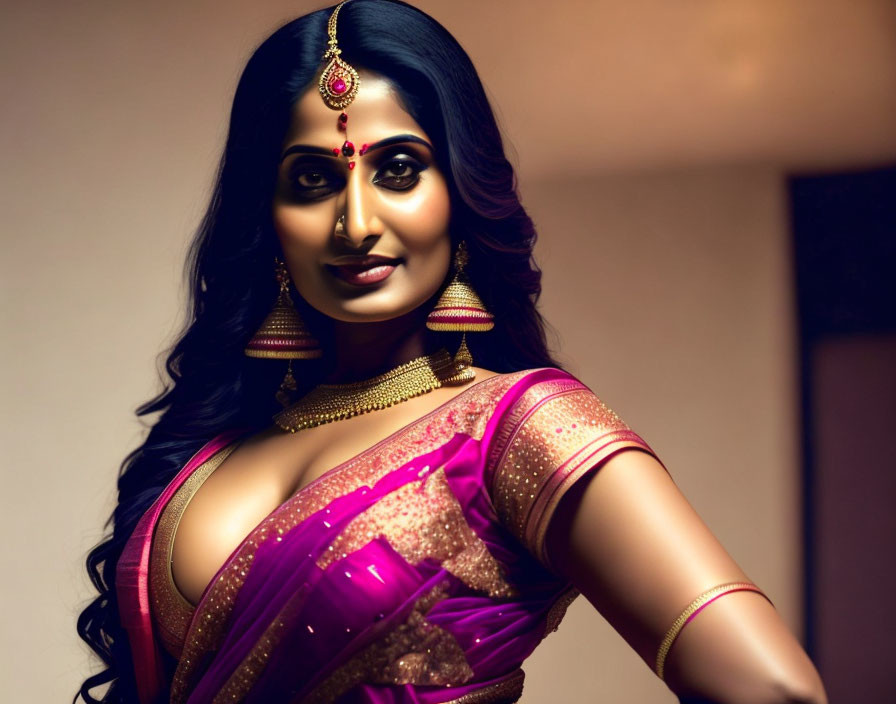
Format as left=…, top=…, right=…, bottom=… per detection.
left=274, top=349, right=474, bottom=433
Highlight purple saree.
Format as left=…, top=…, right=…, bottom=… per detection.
left=118, top=368, right=658, bottom=703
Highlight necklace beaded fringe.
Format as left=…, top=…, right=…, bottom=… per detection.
left=274, top=349, right=473, bottom=433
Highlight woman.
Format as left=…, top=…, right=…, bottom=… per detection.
left=76, top=1, right=827, bottom=702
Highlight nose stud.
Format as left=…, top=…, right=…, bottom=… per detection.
left=335, top=214, right=347, bottom=235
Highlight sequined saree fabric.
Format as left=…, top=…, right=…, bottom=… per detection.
left=117, top=368, right=658, bottom=703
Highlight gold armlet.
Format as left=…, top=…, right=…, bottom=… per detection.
left=654, top=581, right=772, bottom=680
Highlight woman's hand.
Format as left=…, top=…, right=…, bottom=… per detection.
left=545, top=450, right=827, bottom=704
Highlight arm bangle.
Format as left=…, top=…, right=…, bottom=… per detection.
left=654, top=581, right=772, bottom=680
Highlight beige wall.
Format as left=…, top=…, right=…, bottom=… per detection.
left=520, top=168, right=798, bottom=702
left=3, top=0, right=892, bottom=701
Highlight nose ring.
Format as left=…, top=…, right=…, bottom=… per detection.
left=335, top=214, right=346, bottom=235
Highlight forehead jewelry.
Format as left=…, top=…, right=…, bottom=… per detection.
left=319, top=2, right=360, bottom=116
left=317, top=0, right=361, bottom=147
left=319, top=2, right=361, bottom=169
left=319, top=1, right=359, bottom=110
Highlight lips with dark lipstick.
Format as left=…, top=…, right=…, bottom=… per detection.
left=326, top=255, right=402, bottom=286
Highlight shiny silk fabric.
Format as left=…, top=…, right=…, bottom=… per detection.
left=117, top=368, right=659, bottom=703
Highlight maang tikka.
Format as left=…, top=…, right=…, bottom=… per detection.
left=320, top=0, right=361, bottom=172
left=319, top=1, right=360, bottom=110
left=426, top=242, right=494, bottom=380
left=245, top=259, right=322, bottom=406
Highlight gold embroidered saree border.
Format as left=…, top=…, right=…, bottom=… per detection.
left=486, top=377, right=586, bottom=476
left=491, top=381, right=614, bottom=545
left=491, top=383, right=658, bottom=568
left=315, top=467, right=517, bottom=598
left=529, top=431, right=655, bottom=568
left=543, top=586, right=580, bottom=638
left=149, top=443, right=238, bottom=657
left=443, top=668, right=525, bottom=704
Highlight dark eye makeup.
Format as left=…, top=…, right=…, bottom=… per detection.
left=372, top=153, right=427, bottom=191
left=281, top=143, right=431, bottom=201
left=285, top=158, right=345, bottom=201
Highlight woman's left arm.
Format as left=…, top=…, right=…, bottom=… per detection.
left=544, top=450, right=828, bottom=704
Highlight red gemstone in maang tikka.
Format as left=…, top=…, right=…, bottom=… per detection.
left=319, top=57, right=360, bottom=109
left=359, top=143, right=369, bottom=156
left=341, top=140, right=355, bottom=157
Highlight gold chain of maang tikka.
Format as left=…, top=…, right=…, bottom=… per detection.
left=325, top=1, right=346, bottom=56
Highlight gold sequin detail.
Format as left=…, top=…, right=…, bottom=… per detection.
left=170, top=371, right=531, bottom=703
left=317, top=467, right=515, bottom=598
left=491, top=382, right=656, bottom=566
left=444, top=669, right=525, bottom=704
left=543, top=586, right=579, bottom=637
left=149, top=444, right=237, bottom=657
left=299, top=582, right=472, bottom=703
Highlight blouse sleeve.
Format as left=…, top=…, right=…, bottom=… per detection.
left=487, top=369, right=660, bottom=569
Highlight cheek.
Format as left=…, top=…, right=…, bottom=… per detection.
left=271, top=203, right=330, bottom=259
left=389, top=190, right=451, bottom=296
left=381, top=177, right=452, bottom=252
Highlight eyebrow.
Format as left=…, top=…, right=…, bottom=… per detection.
left=363, top=134, right=433, bottom=155
left=279, top=134, right=433, bottom=163
left=280, top=144, right=338, bottom=162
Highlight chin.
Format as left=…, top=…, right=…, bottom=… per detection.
left=310, top=295, right=432, bottom=324
left=302, top=271, right=441, bottom=322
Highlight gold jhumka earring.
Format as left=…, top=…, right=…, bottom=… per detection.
left=426, top=242, right=494, bottom=382
left=245, top=260, right=322, bottom=406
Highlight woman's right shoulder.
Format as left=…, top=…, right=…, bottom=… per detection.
left=481, top=366, right=582, bottom=411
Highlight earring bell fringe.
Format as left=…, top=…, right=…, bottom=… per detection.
left=454, top=334, right=474, bottom=368
left=424, top=274, right=495, bottom=332
left=244, top=285, right=323, bottom=359
left=246, top=260, right=322, bottom=406
left=438, top=334, right=476, bottom=385
left=274, top=360, right=299, bottom=407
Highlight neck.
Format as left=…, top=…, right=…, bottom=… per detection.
left=325, top=309, right=436, bottom=382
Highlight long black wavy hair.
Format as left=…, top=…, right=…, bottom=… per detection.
left=75, top=1, right=560, bottom=701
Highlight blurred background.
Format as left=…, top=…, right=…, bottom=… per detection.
left=2, top=0, right=894, bottom=701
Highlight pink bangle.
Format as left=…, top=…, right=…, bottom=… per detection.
left=654, top=581, right=772, bottom=680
